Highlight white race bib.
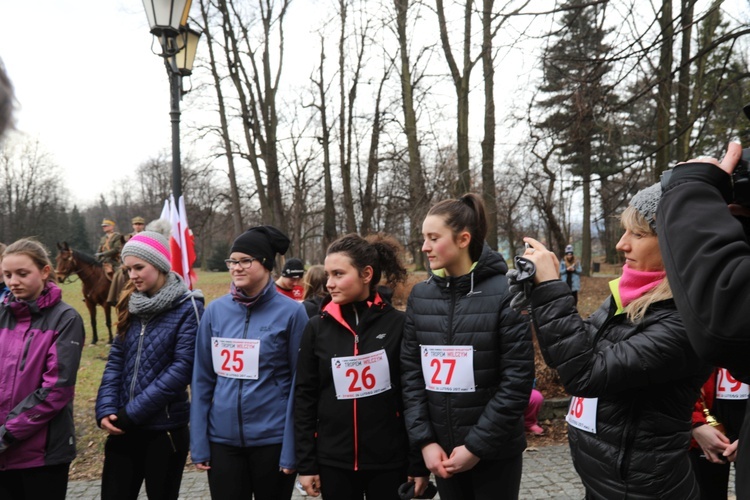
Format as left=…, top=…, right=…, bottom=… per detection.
left=211, top=337, right=260, bottom=380
left=716, top=368, right=749, bottom=400
left=331, top=349, right=391, bottom=400
left=420, top=345, right=475, bottom=393
left=566, top=396, right=597, bottom=434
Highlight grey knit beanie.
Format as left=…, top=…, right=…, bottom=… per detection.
left=629, top=182, right=662, bottom=232
left=120, top=231, right=171, bottom=273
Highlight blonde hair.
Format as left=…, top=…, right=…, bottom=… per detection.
left=303, top=264, right=327, bottom=300
left=620, top=206, right=672, bottom=323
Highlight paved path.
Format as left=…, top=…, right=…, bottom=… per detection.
left=66, top=444, right=735, bottom=499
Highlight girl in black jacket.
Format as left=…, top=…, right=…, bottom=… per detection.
left=295, top=234, right=428, bottom=499
left=520, top=184, right=710, bottom=499
left=401, top=193, right=534, bottom=500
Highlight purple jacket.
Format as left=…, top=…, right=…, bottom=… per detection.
left=0, top=282, right=84, bottom=470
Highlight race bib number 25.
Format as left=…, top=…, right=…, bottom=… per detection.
left=211, top=337, right=260, bottom=380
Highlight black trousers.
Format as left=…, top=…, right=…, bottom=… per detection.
left=207, top=441, right=295, bottom=500
left=435, top=453, right=523, bottom=500
left=101, top=426, right=189, bottom=500
left=318, top=464, right=407, bottom=500
left=0, top=462, right=70, bottom=500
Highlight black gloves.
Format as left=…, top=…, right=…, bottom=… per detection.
left=507, top=256, right=536, bottom=312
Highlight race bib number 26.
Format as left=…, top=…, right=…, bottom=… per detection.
left=211, top=337, right=260, bottom=380
left=331, top=349, right=391, bottom=400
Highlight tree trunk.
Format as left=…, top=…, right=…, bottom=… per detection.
left=395, top=0, right=428, bottom=270
left=436, top=0, right=474, bottom=195
left=480, top=0, right=498, bottom=250
left=675, top=0, right=695, bottom=161
left=198, top=0, right=243, bottom=235
left=655, top=0, right=674, bottom=177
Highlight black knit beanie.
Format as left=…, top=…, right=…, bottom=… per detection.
left=230, top=225, right=290, bottom=270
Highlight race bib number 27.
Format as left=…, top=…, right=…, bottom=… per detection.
left=421, top=345, right=475, bottom=393
left=211, top=337, right=260, bottom=380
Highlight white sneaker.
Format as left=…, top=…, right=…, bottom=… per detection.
left=295, top=480, right=308, bottom=497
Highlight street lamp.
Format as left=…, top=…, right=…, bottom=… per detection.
left=141, top=0, right=201, bottom=204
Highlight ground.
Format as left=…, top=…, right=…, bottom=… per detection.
left=64, top=271, right=614, bottom=480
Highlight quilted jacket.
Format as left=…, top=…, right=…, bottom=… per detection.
left=401, top=244, right=534, bottom=461
left=95, top=290, right=203, bottom=431
left=529, top=279, right=710, bottom=499
left=0, top=282, right=85, bottom=470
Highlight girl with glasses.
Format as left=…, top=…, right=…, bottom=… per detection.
left=190, top=226, right=309, bottom=500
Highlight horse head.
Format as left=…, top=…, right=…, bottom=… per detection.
left=55, top=241, right=76, bottom=283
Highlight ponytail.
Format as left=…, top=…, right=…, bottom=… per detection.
left=427, top=193, right=487, bottom=262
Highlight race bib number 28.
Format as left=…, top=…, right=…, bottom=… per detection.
left=421, top=345, right=475, bottom=393
left=211, top=337, right=260, bottom=380
left=566, top=396, right=597, bottom=434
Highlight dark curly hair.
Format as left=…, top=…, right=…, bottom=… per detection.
left=327, top=233, right=406, bottom=292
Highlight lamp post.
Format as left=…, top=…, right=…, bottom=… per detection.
left=141, top=0, right=201, bottom=206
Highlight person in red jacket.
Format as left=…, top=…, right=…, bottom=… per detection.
left=690, top=368, right=745, bottom=499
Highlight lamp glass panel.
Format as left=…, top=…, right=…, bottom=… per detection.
left=142, top=0, right=190, bottom=32
left=177, top=29, right=200, bottom=73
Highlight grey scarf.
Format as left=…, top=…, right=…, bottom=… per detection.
left=128, top=272, right=188, bottom=319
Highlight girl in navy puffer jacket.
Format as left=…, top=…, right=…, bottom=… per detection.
left=96, top=230, right=203, bottom=500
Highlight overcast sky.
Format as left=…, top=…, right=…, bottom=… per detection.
left=0, top=1, right=184, bottom=205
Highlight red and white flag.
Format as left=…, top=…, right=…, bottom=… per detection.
left=165, top=195, right=197, bottom=289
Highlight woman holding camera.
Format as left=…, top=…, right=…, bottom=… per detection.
left=519, top=183, right=711, bottom=498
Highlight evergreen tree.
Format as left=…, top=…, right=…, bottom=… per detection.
left=68, top=205, right=92, bottom=253
left=536, top=0, right=617, bottom=274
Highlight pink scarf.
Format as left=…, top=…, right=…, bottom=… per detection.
left=618, top=264, right=666, bottom=307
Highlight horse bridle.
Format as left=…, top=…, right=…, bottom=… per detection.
left=55, top=252, right=89, bottom=284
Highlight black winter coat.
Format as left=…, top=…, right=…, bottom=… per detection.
left=295, top=294, right=426, bottom=476
left=401, top=244, right=533, bottom=461
left=658, top=162, right=750, bottom=498
left=530, top=280, right=710, bottom=499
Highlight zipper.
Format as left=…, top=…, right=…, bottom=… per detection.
left=19, top=332, right=34, bottom=372
left=166, top=430, right=177, bottom=452
left=129, top=320, right=149, bottom=401
left=237, top=308, right=251, bottom=447
left=352, top=305, right=359, bottom=470
left=445, top=280, right=457, bottom=450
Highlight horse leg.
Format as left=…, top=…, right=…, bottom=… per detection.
left=86, top=298, right=98, bottom=345
left=104, top=304, right=113, bottom=345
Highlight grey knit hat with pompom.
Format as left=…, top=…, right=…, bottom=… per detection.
left=120, top=230, right=171, bottom=273
left=629, top=182, right=662, bottom=232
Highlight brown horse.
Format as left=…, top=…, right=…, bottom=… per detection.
left=55, top=242, right=113, bottom=345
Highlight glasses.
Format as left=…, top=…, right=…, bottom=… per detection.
left=225, top=257, right=257, bottom=270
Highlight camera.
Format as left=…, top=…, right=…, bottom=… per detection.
left=661, top=104, right=750, bottom=206
left=730, top=104, right=750, bottom=206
